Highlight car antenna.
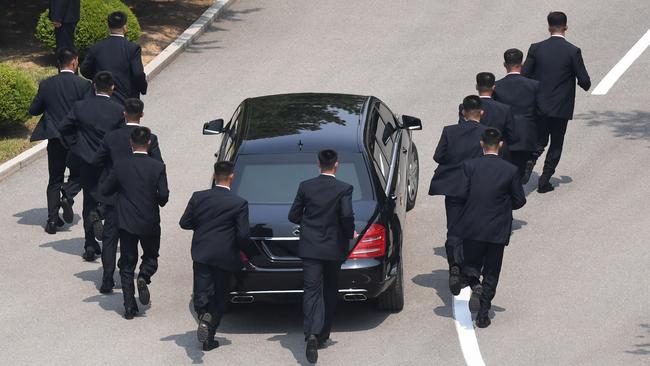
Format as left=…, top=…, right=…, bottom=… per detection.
left=298, top=139, right=303, bottom=151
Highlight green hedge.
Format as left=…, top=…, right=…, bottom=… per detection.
left=0, top=64, right=37, bottom=129
left=36, top=0, right=141, bottom=54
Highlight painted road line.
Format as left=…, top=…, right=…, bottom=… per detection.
left=592, top=29, right=650, bottom=95
left=453, top=287, right=486, bottom=366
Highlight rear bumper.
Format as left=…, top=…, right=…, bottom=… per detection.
left=229, top=258, right=395, bottom=303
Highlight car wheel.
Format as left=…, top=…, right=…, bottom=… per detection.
left=406, top=143, right=419, bottom=211
left=376, top=261, right=404, bottom=312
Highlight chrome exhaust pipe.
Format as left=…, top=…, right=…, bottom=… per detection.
left=343, top=293, right=367, bottom=302
left=231, top=295, right=254, bottom=304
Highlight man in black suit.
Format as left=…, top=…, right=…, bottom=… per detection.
left=494, top=48, right=541, bottom=184
left=60, top=71, right=124, bottom=261
left=430, top=95, right=488, bottom=295
left=100, top=127, right=169, bottom=319
left=80, top=11, right=147, bottom=105
left=179, top=161, right=249, bottom=351
left=288, top=149, right=356, bottom=364
left=523, top=11, right=591, bottom=193
left=29, top=47, right=90, bottom=234
left=94, top=99, right=163, bottom=293
left=451, top=128, right=526, bottom=328
left=49, top=0, right=80, bottom=51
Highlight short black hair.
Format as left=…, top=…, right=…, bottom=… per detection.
left=476, top=72, right=496, bottom=91
left=124, top=98, right=144, bottom=116
left=547, top=11, right=567, bottom=28
left=108, top=11, right=128, bottom=29
left=56, top=47, right=77, bottom=67
left=481, top=128, right=502, bottom=148
left=504, top=48, right=523, bottom=66
left=462, top=95, right=483, bottom=113
left=214, top=161, right=234, bottom=181
left=93, top=71, right=114, bottom=93
left=130, top=126, right=151, bottom=147
left=318, top=149, right=338, bottom=171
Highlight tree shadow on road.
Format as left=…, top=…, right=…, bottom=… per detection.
left=14, top=207, right=81, bottom=229
left=39, top=237, right=85, bottom=257
left=412, top=269, right=453, bottom=318
left=576, top=110, right=650, bottom=144
left=184, top=7, right=263, bottom=54
left=626, top=323, right=650, bottom=355
left=160, top=331, right=232, bottom=365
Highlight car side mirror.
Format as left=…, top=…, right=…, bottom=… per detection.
left=401, top=115, right=422, bottom=130
left=203, top=119, right=224, bottom=135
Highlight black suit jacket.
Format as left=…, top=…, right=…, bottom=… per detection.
left=49, top=0, right=80, bottom=23
left=29, top=72, right=92, bottom=146
left=179, top=186, right=250, bottom=272
left=450, top=155, right=526, bottom=245
left=493, top=74, right=540, bottom=152
left=429, top=120, right=488, bottom=197
left=80, top=36, right=148, bottom=104
left=522, top=36, right=591, bottom=120
left=288, top=175, right=355, bottom=261
left=100, top=154, right=169, bottom=236
left=94, top=124, right=163, bottom=205
left=60, top=95, right=125, bottom=164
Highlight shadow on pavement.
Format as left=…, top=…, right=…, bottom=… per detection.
left=39, top=237, right=85, bottom=256
left=184, top=7, right=263, bottom=54
left=412, top=269, right=453, bottom=318
left=160, top=331, right=232, bottom=364
left=14, top=208, right=81, bottom=229
left=576, top=110, right=650, bottom=143
left=626, top=323, right=650, bottom=355
left=512, top=218, right=528, bottom=231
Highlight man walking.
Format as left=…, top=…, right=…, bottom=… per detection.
left=100, top=127, right=169, bottom=319
left=430, top=96, right=488, bottom=295
left=29, top=47, right=90, bottom=234
left=60, top=71, right=124, bottom=261
left=179, top=161, right=249, bottom=351
left=80, top=11, right=147, bottom=105
left=523, top=11, right=591, bottom=193
left=94, top=99, right=163, bottom=293
left=451, top=128, right=526, bottom=328
left=48, top=0, right=80, bottom=51
left=288, top=149, right=356, bottom=364
left=494, top=48, right=541, bottom=183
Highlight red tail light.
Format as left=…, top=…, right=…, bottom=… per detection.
left=239, top=251, right=249, bottom=263
left=348, top=224, right=386, bottom=259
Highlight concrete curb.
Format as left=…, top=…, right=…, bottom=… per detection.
left=0, top=0, right=235, bottom=183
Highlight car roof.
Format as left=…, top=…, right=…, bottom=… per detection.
left=238, top=93, right=369, bottom=155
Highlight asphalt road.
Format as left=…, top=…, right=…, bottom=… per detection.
left=1, top=1, right=649, bottom=365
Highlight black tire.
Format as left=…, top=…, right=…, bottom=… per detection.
left=376, top=262, right=404, bottom=312
left=406, top=143, right=419, bottom=212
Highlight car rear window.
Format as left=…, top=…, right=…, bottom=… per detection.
left=232, top=153, right=373, bottom=204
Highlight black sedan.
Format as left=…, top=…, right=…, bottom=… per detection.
left=202, top=93, right=421, bottom=311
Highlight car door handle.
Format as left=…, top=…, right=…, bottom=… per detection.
left=402, top=147, right=408, bottom=154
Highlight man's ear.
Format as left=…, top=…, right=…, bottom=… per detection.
left=491, top=85, right=496, bottom=91
left=480, top=141, right=485, bottom=149
left=498, top=141, right=504, bottom=149
left=479, top=110, right=485, bottom=117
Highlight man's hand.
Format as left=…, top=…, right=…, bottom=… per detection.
left=51, top=21, right=62, bottom=28
left=353, top=231, right=359, bottom=239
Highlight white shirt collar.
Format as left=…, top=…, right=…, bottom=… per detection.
left=96, top=93, right=110, bottom=98
left=215, top=184, right=231, bottom=190
left=551, top=34, right=566, bottom=38
left=60, top=69, right=75, bottom=74
left=507, top=71, right=521, bottom=75
left=133, top=151, right=148, bottom=155
left=466, top=119, right=480, bottom=123
left=484, top=152, right=499, bottom=156
left=321, top=173, right=336, bottom=178
left=126, top=122, right=140, bottom=126
left=479, top=95, right=492, bottom=99
left=110, top=33, right=125, bottom=38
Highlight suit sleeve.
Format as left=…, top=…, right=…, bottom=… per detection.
left=157, top=165, right=170, bottom=207
left=288, top=184, right=305, bottom=224
left=179, top=194, right=195, bottom=230
left=522, top=44, right=536, bottom=78
left=433, top=128, right=448, bottom=164
left=457, top=162, right=471, bottom=200
left=149, top=135, right=163, bottom=163
left=504, top=106, right=515, bottom=144
left=573, top=48, right=591, bottom=91
left=58, top=103, right=77, bottom=135
left=510, top=172, right=526, bottom=210
left=49, top=0, right=68, bottom=22
left=28, top=84, right=46, bottom=116
left=235, top=201, right=250, bottom=244
left=79, top=47, right=96, bottom=80
left=99, top=169, right=119, bottom=196
left=339, top=185, right=355, bottom=239
left=93, top=135, right=110, bottom=167
left=130, top=45, right=148, bottom=95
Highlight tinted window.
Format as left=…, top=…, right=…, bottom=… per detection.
left=232, top=153, right=372, bottom=204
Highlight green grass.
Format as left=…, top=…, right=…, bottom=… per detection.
left=0, top=61, right=57, bottom=164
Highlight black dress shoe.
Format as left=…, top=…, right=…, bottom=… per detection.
left=137, top=277, right=150, bottom=305
left=124, top=306, right=139, bottom=320
left=45, top=221, right=57, bottom=234
left=476, top=315, right=491, bottom=328
left=99, top=279, right=114, bottom=294
left=537, top=180, right=555, bottom=193
left=202, top=339, right=219, bottom=351
left=197, top=313, right=212, bottom=343
left=56, top=216, right=65, bottom=227
left=469, top=284, right=482, bottom=313
left=89, top=210, right=104, bottom=241
left=449, top=265, right=463, bottom=296
left=60, top=196, right=74, bottom=224
left=82, top=246, right=96, bottom=261
left=317, top=337, right=330, bottom=349
left=306, top=335, right=318, bottom=364
left=522, top=160, right=535, bottom=185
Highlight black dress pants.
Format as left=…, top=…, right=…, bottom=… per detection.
left=78, top=159, right=100, bottom=251
left=193, top=262, right=231, bottom=332
left=532, top=117, right=569, bottom=178
left=302, top=258, right=341, bottom=339
left=101, top=205, right=119, bottom=283
left=444, top=196, right=465, bottom=268
left=54, top=22, right=76, bottom=51
left=462, top=240, right=505, bottom=318
left=118, top=229, right=160, bottom=307
left=46, top=139, right=81, bottom=221
left=509, top=150, right=533, bottom=179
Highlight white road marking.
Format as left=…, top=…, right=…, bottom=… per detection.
left=453, top=287, right=486, bottom=366
left=592, top=29, right=650, bottom=95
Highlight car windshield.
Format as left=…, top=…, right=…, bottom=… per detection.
left=232, top=153, right=373, bottom=204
